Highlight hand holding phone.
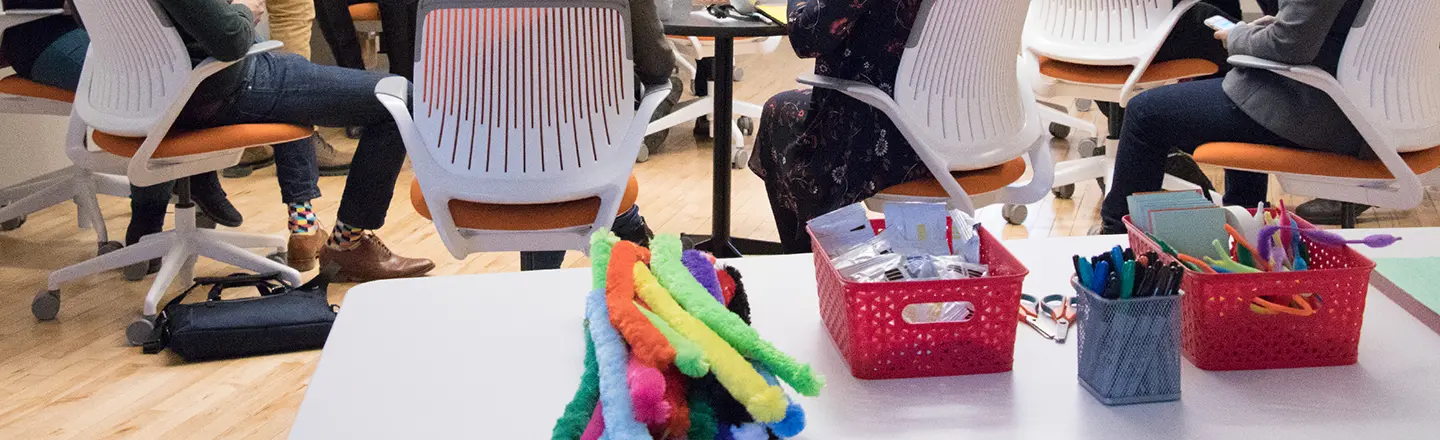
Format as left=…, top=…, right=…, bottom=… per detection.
left=1203, top=16, right=1237, bottom=32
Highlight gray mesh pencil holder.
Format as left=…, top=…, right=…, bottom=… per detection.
left=1073, top=277, right=1182, bottom=405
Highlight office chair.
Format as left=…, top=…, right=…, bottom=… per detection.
left=646, top=33, right=782, bottom=168
left=380, top=0, right=670, bottom=259
left=1193, top=0, right=1440, bottom=229
left=1024, top=0, right=1221, bottom=200
left=799, top=0, right=1053, bottom=225
left=35, top=0, right=309, bottom=345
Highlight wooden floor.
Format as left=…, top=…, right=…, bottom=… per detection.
left=5, top=43, right=1440, bottom=439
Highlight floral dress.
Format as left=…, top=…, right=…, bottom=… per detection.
left=749, top=0, right=924, bottom=252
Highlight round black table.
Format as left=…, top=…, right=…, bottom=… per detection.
left=663, top=11, right=787, bottom=258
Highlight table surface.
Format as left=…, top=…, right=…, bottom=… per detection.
left=290, top=228, right=1440, bottom=439
left=661, top=9, right=787, bottom=38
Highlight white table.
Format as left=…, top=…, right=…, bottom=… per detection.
left=290, top=228, right=1440, bottom=439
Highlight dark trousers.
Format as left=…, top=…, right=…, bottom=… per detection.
left=1098, top=79, right=1298, bottom=233
left=180, top=52, right=408, bottom=230
left=315, top=0, right=417, bottom=79
left=519, top=205, right=649, bottom=271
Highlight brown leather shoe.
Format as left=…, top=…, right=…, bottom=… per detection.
left=315, top=135, right=354, bottom=177
left=221, top=146, right=276, bottom=178
left=318, top=233, right=435, bottom=282
left=287, top=227, right=331, bottom=272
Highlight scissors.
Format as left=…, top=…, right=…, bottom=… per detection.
left=1041, top=294, right=1078, bottom=343
left=1019, top=294, right=1055, bottom=340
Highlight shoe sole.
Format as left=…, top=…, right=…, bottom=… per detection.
left=330, top=263, right=436, bottom=283
left=318, top=165, right=350, bottom=177
left=288, top=257, right=318, bottom=272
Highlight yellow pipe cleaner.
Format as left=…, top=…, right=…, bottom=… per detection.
left=650, top=235, right=825, bottom=397
left=639, top=306, right=710, bottom=377
left=632, top=262, right=788, bottom=422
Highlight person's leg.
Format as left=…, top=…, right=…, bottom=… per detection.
left=126, top=182, right=174, bottom=246
left=1099, top=79, right=1298, bottom=233
left=749, top=90, right=814, bottom=254
left=212, top=52, right=431, bottom=280
left=1154, top=3, right=1232, bottom=70
left=267, top=0, right=317, bottom=60
left=315, top=0, right=367, bottom=70
left=377, top=1, right=417, bottom=79
left=187, top=171, right=244, bottom=227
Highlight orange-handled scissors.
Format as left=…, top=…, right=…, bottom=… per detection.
left=1019, top=294, right=1055, bottom=340
left=1041, top=294, right=1078, bottom=343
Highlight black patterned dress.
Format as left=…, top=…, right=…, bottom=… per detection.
left=749, top=0, right=925, bottom=252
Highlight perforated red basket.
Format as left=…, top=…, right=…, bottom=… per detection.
left=1125, top=209, right=1375, bottom=371
left=810, top=219, right=1028, bottom=379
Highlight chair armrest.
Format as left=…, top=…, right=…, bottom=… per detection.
left=192, top=40, right=285, bottom=82
left=617, top=80, right=674, bottom=163
left=797, top=74, right=896, bottom=110
left=374, top=75, right=410, bottom=106
left=1117, top=0, right=1199, bottom=106
left=1226, top=55, right=1299, bottom=72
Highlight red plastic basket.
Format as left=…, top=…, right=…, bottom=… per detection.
left=1124, top=209, right=1375, bottom=371
left=810, top=219, right=1028, bottom=379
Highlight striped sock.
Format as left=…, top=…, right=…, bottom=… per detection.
left=327, top=221, right=367, bottom=250
left=287, top=202, right=318, bottom=234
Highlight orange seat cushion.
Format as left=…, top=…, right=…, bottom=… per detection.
left=93, top=124, right=314, bottom=158
left=878, top=158, right=1028, bottom=198
left=350, top=2, right=380, bottom=21
left=0, top=76, right=74, bottom=103
left=1193, top=142, right=1440, bottom=179
left=1038, top=57, right=1218, bottom=85
left=410, top=175, right=640, bottom=231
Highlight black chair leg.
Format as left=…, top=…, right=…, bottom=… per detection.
left=1340, top=202, right=1358, bottom=229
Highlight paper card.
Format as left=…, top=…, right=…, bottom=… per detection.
left=1149, top=206, right=1229, bottom=260
left=1126, top=190, right=1210, bottom=233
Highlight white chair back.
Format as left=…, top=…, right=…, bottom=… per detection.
left=895, top=0, right=1041, bottom=170
left=1024, top=0, right=1188, bottom=63
left=69, top=0, right=193, bottom=137
left=411, top=0, right=637, bottom=205
left=1337, top=0, right=1440, bottom=153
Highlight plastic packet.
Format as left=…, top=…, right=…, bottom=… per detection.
left=831, top=231, right=896, bottom=270
left=949, top=209, right=982, bottom=263
left=904, top=254, right=938, bottom=280
left=842, top=254, right=908, bottom=282
left=809, top=203, right=877, bottom=257
left=883, top=202, right=951, bottom=257
left=932, top=255, right=989, bottom=279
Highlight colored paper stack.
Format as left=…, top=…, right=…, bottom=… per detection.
left=552, top=232, right=824, bottom=440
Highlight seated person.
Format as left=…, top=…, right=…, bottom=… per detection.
left=519, top=0, right=673, bottom=270
left=69, top=0, right=435, bottom=281
left=1099, top=0, right=1368, bottom=234
left=750, top=0, right=926, bottom=254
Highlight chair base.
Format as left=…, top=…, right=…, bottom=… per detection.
left=41, top=206, right=299, bottom=345
left=0, top=166, right=126, bottom=246
left=646, top=95, right=761, bottom=168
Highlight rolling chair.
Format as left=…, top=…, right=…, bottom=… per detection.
left=34, top=0, right=309, bottom=345
left=0, top=7, right=128, bottom=252
left=799, top=0, right=1053, bottom=225
left=646, top=32, right=782, bottom=168
left=1024, top=0, right=1221, bottom=200
left=1192, top=0, right=1440, bottom=229
left=381, top=0, right=670, bottom=259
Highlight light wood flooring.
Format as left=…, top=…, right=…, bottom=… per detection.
left=4, top=42, right=1440, bottom=439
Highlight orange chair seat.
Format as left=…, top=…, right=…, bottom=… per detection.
left=350, top=2, right=380, bottom=21
left=410, top=175, right=640, bottom=231
left=93, top=124, right=314, bottom=159
left=1193, top=142, right=1440, bottom=179
left=1038, top=57, right=1218, bottom=86
left=0, top=76, right=75, bottom=103
left=878, top=157, right=1028, bottom=198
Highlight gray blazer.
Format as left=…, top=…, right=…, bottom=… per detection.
left=1222, top=0, right=1368, bottom=157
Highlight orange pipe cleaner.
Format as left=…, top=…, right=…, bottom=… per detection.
left=607, top=241, right=676, bottom=369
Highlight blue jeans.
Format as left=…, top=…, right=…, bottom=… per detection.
left=180, top=51, right=406, bottom=229
left=519, top=205, right=648, bottom=271
left=1099, top=79, right=1298, bottom=234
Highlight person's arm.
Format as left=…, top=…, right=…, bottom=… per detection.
left=1226, top=0, right=1346, bottom=65
left=629, top=0, right=673, bottom=86
left=155, top=0, right=256, bottom=62
left=788, top=0, right=873, bottom=58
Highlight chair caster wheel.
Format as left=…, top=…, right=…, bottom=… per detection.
left=1052, top=184, right=1075, bottom=200
left=1074, top=99, right=1094, bottom=112
left=32, top=290, right=60, bottom=321
left=737, top=116, right=755, bottom=136
left=126, top=315, right=157, bottom=346
left=693, top=116, right=712, bottom=138
left=1078, top=138, right=1101, bottom=158
left=1, top=213, right=25, bottom=231
left=731, top=149, right=751, bottom=170
left=124, top=259, right=158, bottom=282
left=733, top=67, right=745, bottom=82
left=1002, top=204, right=1028, bottom=225
left=97, top=241, right=124, bottom=256
left=1048, top=123, right=1071, bottom=140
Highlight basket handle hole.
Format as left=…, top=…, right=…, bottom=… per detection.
left=902, top=301, right=975, bottom=324
left=1249, top=294, right=1322, bottom=317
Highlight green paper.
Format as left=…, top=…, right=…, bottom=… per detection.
left=1375, top=258, right=1440, bottom=314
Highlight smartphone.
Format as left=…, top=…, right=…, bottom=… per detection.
left=1204, top=15, right=1237, bottom=31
